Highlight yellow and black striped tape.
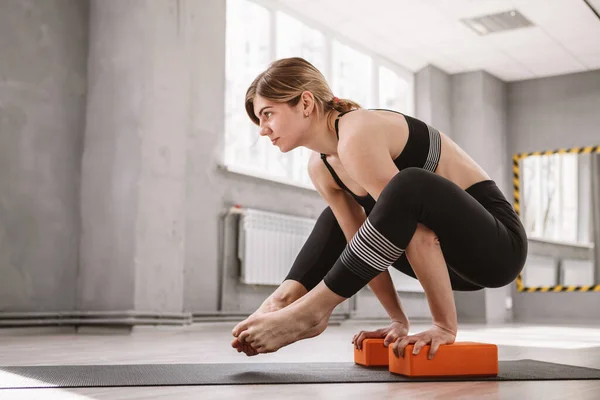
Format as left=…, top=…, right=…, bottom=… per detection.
left=513, top=145, right=600, bottom=293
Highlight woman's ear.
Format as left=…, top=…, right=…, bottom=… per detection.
left=301, top=91, right=315, bottom=115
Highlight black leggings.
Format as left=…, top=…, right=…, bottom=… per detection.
left=314, top=168, right=528, bottom=298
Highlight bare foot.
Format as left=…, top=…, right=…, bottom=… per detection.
left=233, top=302, right=331, bottom=354
left=231, top=296, right=292, bottom=356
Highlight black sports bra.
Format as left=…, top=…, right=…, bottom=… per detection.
left=320, top=109, right=442, bottom=214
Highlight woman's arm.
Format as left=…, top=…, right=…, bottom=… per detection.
left=309, top=152, right=409, bottom=323
left=367, top=270, right=409, bottom=326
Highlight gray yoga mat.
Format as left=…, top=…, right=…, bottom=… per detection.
left=1, top=360, right=600, bottom=389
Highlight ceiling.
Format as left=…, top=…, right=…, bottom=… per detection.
left=276, top=0, right=600, bottom=81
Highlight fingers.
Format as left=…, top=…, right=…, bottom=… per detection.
left=389, top=327, right=456, bottom=360
left=352, top=326, right=408, bottom=349
left=411, top=339, right=428, bottom=356
left=384, top=331, right=403, bottom=347
left=352, top=331, right=364, bottom=349
left=428, top=339, right=442, bottom=360
left=353, top=329, right=385, bottom=350
left=393, top=336, right=412, bottom=358
left=353, top=333, right=362, bottom=349
left=355, top=332, right=369, bottom=350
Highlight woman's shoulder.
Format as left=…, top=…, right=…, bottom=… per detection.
left=338, top=108, right=370, bottom=125
left=337, top=109, right=387, bottom=148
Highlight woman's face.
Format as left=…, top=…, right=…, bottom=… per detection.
left=253, top=94, right=310, bottom=153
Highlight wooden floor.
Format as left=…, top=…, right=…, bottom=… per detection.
left=1, top=320, right=600, bottom=399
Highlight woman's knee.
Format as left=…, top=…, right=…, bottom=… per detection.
left=377, top=168, right=438, bottom=209
left=382, top=168, right=431, bottom=193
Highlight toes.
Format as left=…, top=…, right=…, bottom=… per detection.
left=232, top=319, right=250, bottom=337
left=256, top=346, right=272, bottom=354
left=242, top=343, right=252, bottom=355
left=239, top=330, right=252, bottom=344
left=242, top=341, right=258, bottom=356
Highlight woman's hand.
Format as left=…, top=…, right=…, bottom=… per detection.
left=352, top=320, right=410, bottom=350
left=391, top=324, right=456, bottom=360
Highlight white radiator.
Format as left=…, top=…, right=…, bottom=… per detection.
left=236, top=207, right=424, bottom=292
left=238, top=208, right=317, bottom=285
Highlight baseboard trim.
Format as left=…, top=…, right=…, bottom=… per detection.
left=0, top=311, right=192, bottom=327
left=0, top=310, right=351, bottom=328
left=192, top=312, right=350, bottom=324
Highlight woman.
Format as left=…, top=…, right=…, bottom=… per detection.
left=231, top=57, right=527, bottom=360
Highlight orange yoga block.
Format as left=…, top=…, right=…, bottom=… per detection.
left=388, top=341, right=498, bottom=377
left=354, top=338, right=389, bottom=366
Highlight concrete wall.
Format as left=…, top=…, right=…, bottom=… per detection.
left=452, top=71, right=510, bottom=195
left=508, top=70, right=600, bottom=154
left=508, top=69, right=600, bottom=323
left=451, top=71, right=512, bottom=324
left=0, top=0, right=88, bottom=311
left=415, top=65, right=452, bottom=137
left=80, top=0, right=194, bottom=313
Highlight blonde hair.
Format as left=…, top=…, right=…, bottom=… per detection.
left=245, top=57, right=361, bottom=128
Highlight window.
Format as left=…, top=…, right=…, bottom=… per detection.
left=224, top=0, right=271, bottom=177
left=224, top=0, right=414, bottom=189
left=521, top=153, right=591, bottom=244
left=379, top=65, right=411, bottom=113
left=275, top=11, right=327, bottom=74
left=331, top=39, right=373, bottom=107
